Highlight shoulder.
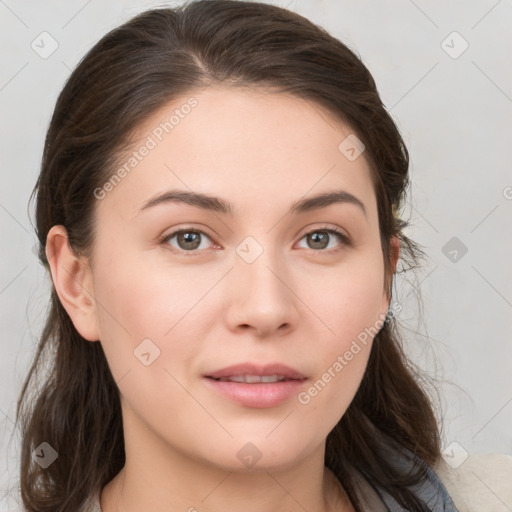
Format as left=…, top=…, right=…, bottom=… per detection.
left=432, top=452, right=512, bottom=512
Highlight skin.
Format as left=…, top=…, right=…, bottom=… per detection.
left=46, top=85, right=399, bottom=512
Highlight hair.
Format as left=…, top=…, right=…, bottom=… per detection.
left=15, top=1, right=445, bottom=510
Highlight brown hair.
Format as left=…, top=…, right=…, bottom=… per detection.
left=16, top=1, right=444, bottom=510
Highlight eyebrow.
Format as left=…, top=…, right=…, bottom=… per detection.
left=138, top=188, right=367, bottom=218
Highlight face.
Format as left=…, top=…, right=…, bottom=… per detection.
left=86, top=85, right=393, bottom=472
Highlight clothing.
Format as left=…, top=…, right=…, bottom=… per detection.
left=350, top=452, right=512, bottom=511
left=80, top=452, right=512, bottom=512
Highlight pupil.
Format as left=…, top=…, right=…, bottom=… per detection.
left=310, top=232, right=327, bottom=249
left=180, top=232, right=200, bottom=249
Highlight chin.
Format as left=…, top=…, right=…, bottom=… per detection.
left=202, top=434, right=313, bottom=473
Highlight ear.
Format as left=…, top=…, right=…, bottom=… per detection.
left=381, top=235, right=400, bottom=313
left=45, top=225, right=99, bottom=342
left=389, top=235, right=400, bottom=277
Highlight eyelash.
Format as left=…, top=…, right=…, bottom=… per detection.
left=159, top=225, right=350, bottom=256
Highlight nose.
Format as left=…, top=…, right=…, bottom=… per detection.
left=224, top=243, right=300, bottom=338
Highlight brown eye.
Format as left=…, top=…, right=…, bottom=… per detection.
left=297, top=227, right=349, bottom=252
left=162, top=229, right=214, bottom=252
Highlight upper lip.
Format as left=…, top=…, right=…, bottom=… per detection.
left=205, top=363, right=307, bottom=380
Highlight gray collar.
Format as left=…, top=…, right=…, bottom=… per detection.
left=347, top=444, right=460, bottom=511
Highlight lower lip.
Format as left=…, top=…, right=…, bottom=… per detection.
left=203, top=377, right=307, bottom=408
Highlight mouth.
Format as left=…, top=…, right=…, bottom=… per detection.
left=204, top=362, right=307, bottom=382
left=203, top=363, right=308, bottom=408
left=207, top=375, right=300, bottom=383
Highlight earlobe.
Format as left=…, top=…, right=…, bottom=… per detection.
left=45, top=225, right=99, bottom=342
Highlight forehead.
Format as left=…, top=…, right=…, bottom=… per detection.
left=95, top=85, right=377, bottom=222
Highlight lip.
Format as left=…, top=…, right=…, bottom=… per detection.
left=203, top=363, right=308, bottom=408
left=204, top=363, right=306, bottom=380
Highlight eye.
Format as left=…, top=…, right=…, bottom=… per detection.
left=160, top=225, right=350, bottom=255
left=296, top=226, right=350, bottom=252
left=161, top=228, right=215, bottom=253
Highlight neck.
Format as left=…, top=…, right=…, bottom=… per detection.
left=100, top=436, right=353, bottom=512
left=100, top=403, right=354, bottom=512
left=102, top=465, right=352, bottom=512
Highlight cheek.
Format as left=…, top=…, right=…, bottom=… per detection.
left=91, top=258, right=208, bottom=422
left=91, top=245, right=205, bottom=379
left=298, top=252, right=386, bottom=415
left=317, top=249, right=387, bottom=343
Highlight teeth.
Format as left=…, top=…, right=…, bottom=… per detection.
left=218, top=375, right=288, bottom=383
left=260, top=375, right=284, bottom=383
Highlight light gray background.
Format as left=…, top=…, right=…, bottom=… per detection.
left=1, top=0, right=511, bottom=509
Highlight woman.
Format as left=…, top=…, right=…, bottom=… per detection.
left=16, top=1, right=512, bottom=511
